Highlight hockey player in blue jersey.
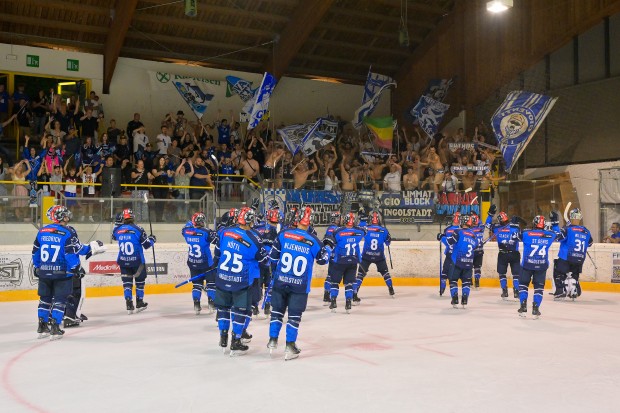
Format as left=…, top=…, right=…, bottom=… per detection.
left=217, top=207, right=239, bottom=231
left=323, top=211, right=366, bottom=313
left=112, top=208, right=156, bottom=314
left=33, top=206, right=102, bottom=339
left=445, top=214, right=479, bottom=308
left=214, top=207, right=269, bottom=356
left=354, top=211, right=394, bottom=302
left=470, top=214, right=486, bottom=290
left=267, top=206, right=330, bottom=360
left=552, top=208, right=593, bottom=300
left=322, top=211, right=341, bottom=304
left=437, top=212, right=460, bottom=296
left=251, top=208, right=279, bottom=316
left=182, top=212, right=218, bottom=315
left=485, top=208, right=522, bottom=299
left=516, top=215, right=558, bottom=319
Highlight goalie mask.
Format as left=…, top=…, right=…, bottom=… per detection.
left=569, top=208, right=582, bottom=221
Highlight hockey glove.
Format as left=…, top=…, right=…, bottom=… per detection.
left=148, top=235, right=157, bottom=245
left=488, top=204, right=497, bottom=216
left=89, top=240, right=106, bottom=255
left=549, top=211, right=559, bottom=224
left=436, top=233, right=443, bottom=241
left=33, top=267, right=40, bottom=278
left=323, top=237, right=335, bottom=249
left=73, top=266, right=86, bottom=279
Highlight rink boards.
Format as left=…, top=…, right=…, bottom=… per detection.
left=0, top=242, right=619, bottom=300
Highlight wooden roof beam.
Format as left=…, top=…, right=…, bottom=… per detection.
left=133, top=13, right=274, bottom=38
left=0, top=13, right=108, bottom=34
left=103, top=0, right=138, bottom=94
left=264, top=0, right=335, bottom=80
left=374, top=0, right=448, bottom=15
left=330, top=6, right=437, bottom=30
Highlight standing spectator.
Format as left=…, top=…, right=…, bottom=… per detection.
left=0, top=84, right=9, bottom=123
left=63, top=159, right=78, bottom=210
left=79, top=108, right=100, bottom=144
left=174, top=158, right=193, bottom=220
left=84, top=91, right=102, bottom=117
left=403, top=166, right=419, bottom=190
left=189, top=157, right=212, bottom=200
left=107, top=119, right=121, bottom=145
left=114, top=134, right=131, bottom=165
left=0, top=156, right=8, bottom=197
left=156, top=125, right=171, bottom=155
left=80, top=164, right=98, bottom=222
left=64, top=126, right=81, bottom=165
left=132, top=125, right=149, bottom=159
left=241, top=150, right=260, bottom=200
left=167, top=139, right=182, bottom=168
left=173, top=110, right=188, bottom=141
left=0, top=114, right=18, bottom=164
left=50, top=164, right=63, bottom=199
left=383, top=160, right=402, bottom=192
left=12, top=83, right=29, bottom=108
left=130, top=159, right=152, bottom=221
left=216, top=110, right=233, bottom=147
left=441, top=170, right=459, bottom=193
left=220, top=157, right=235, bottom=199
left=52, top=97, right=79, bottom=134
left=99, top=133, right=115, bottom=159
left=31, top=90, right=49, bottom=139
left=151, top=156, right=172, bottom=221
left=293, top=159, right=318, bottom=190
left=9, top=159, right=31, bottom=221
left=126, top=113, right=143, bottom=155
left=142, top=143, right=157, bottom=172
left=16, top=99, right=32, bottom=139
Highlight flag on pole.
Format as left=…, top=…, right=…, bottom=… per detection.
left=491, top=90, right=557, bottom=173
left=247, top=72, right=277, bottom=130
left=364, top=116, right=395, bottom=150
left=225, top=75, right=256, bottom=101
left=172, top=79, right=214, bottom=119
left=423, top=78, right=454, bottom=102
left=277, top=122, right=319, bottom=155
left=411, top=95, right=450, bottom=139
left=300, top=118, right=339, bottom=156
left=352, top=69, right=396, bottom=128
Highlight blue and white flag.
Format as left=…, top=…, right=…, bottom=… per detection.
left=172, top=79, right=214, bottom=119
left=491, top=90, right=557, bottom=173
left=423, top=78, right=454, bottom=102
left=247, top=72, right=277, bottom=130
left=353, top=83, right=395, bottom=129
left=277, top=122, right=319, bottom=155
left=362, top=69, right=395, bottom=104
left=225, top=75, right=256, bottom=102
left=300, top=118, right=339, bottom=156
left=411, top=95, right=450, bottom=139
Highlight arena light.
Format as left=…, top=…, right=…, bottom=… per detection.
left=487, top=0, right=513, bottom=13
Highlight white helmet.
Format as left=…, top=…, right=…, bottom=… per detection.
left=569, top=208, right=582, bottom=221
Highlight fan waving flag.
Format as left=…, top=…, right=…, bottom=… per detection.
left=277, top=122, right=319, bottom=155
left=352, top=69, right=396, bottom=128
left=364, top=116, right=395, bottom=150
left=225, top=75, right=256, bottom=101
left=491, top=90, right=557, bottom=173
left=247, top=72, right=277, bottom=130
left=172, top=79, right=214, bottom=119
left=300, top=118, right=339, bottom=156
left=411, top=95, right=450, bottom=139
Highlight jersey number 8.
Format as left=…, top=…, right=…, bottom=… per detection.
left=280, top=252, right=307, bottom=277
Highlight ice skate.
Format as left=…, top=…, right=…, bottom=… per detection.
left=193, top=300, right=201, bottom=315
left=264, top=303, right=271, bottom=316
left=518, top=301, right=527, bottom=317
left=285, top=341, right=301, bottom=361
left=451, top=295, right=459, bottom=308
left=439, top=287, right=445, bottom=296
left=63, top=317, right=80, bottom=328
left=79, top=314, right=88, bottom=321
left=37, top=317, right=50, bottom=339
left=207, top=297, right=215, bottom=314
left=345, top=299, right=352, bottom=314
left=329, top=298, right=337, bottom=312
left=513, top=288, right=519, bottom=299
left=352, top=293, right=361, bottom=306
left=323, top=291, right=330, bottom=306
left=241, top=329, right=252, bottom=344
left=461, top=295, right=468, bottom=309
left=49, top=319, right=64, bottom=341
left=229, top=337, right=249, bottom=356
left=126, top=299, right=135, bottom=315
left=388, top=286, right=395, bottom=297
left=553, top=291, right=567, bottom=300
left=252, top=305, right=259, bottom=316
left=267, top=337, right=278, bottom=355
left=501, top=288, right=509, bottom=300
left=532, top=303, right=541, bottom=319
left=136, top=299, right=148, bottom=313
left=219, top=330, right=229, bottom=353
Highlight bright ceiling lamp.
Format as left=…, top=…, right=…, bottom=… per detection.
left=487, top=0, right=513, bottom=13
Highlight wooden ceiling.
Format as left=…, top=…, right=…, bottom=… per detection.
left=0, top=0, right=455, bottom=90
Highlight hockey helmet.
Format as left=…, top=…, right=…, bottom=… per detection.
left=370, top=211, right=382, bottom=226
left=460, top=214, right=473, bottom=228
left=114, top=212, right=124, bottom=226
left=343, top=211, right=357, bottom=228
left=237, top=207, right=255, bottom=227
left=266, top=209, right=280, bottom=224
left=533, top=215, right=545, bottom=229
left=227, top=208, right=239, bottom=226
left=191, top=212, right=207, bottom=228
left=299, top=206, right=314, bottom=227
left=470, top=214, right=480, bottom=227
left=569, top=208, right=582, bottom=221
left=452, top=211, right=461, bottom=226
left=330, top=211, right=341, bottom=225
left=47, top=205, right=72, bottom=224
left=497, top=211, right=509, bottom=225
left=286, top=206, right=299, bottom=227
left=122, top=208, right=135, bottom=221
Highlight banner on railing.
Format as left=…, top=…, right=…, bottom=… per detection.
left=380, top=190, right=435, bottom=224
left=434, top=191, right=480, bottom=216
left=262, top=189, right=345, bottom=226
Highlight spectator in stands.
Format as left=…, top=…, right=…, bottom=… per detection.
left=603, top=223, right=620, bottom=243
left=79, top=108, right=100, bottom=144
left=383, top=159, right=402, bottom=192
left=15, top=98, right=32, bottom=139
left=151, top=156, right=173, bottom=221
left=114, top=134, right=131, bottom=166
left=31, top=90, right=49, bottom=139
left=132, top=125, right=149, bottom=158
left=126, top=113, right=143, bottom=154
left=174, top=158, right=193, bottom=219
left=80, top=164, right=98, bottom=222
left=189, top=157, right=212, bottom=200
left=293, top=158, right=318, bottom=190
left=0, top=157, right=8, bottom=197
left=0, top=114, right=17, bottom=165
left=9, top=159, right=31, bottom=221
left=142, top=143, right=157, bottom=171
left=107, top=119, right=121, bottom=145
left=441, top=170, right=459, bottom=192
left=0, top=84, right=9, bottom=123
left=11, top=84, right=28, bottom=107
left=84, top=91, right=103, bottom=118
left=172, top=110, right=188, bottom=141
left=52, top=97, right=79, bottom=133
left=324, top=168, right=339, bottom=191
left=403, top=165, right=419, bottom=190
left=216, top=110, right=232, bottom=148
left=340, top=161, right=356, bottom=192
left=241, top=150, right=260, bottom=199
left=156, top=125, right=171, bottom=156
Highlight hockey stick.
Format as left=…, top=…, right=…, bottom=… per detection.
left=586, top=251, right=598, bottom=270
left=174, top=268, right=214, bottom=288
left=143, top=192, right=158, bottom=284
left=563, top=202, right=572, bottom=224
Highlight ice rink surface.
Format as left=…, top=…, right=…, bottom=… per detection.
left=1, top=286, right=619, bottom=413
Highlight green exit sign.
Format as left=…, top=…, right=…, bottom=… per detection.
left=66, top=59, right=79, bottom=72
left=26, top=55, right=39, bottom=67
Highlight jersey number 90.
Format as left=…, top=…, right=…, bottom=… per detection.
left=280, top=252, right=307, bottom=277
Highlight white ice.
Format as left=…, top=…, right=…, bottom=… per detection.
left=1, top=287, right=619, bottom=413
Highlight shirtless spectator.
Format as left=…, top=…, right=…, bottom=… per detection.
left=264, top=146, right=285, bottom=185
left=241, top=150, right=260, bottom=201
left=340, top=161, right=357, bottom=191
left=427, top=147, right=444, bottom=194
left=403, top=166, right=419, bottom=190
left=460, top=170, right=477, bottom=191
left=293, top=158, right=318, bottom=189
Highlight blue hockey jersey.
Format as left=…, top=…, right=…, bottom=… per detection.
left=328, top=226, right=366, bottom=265
left=32, top=224, right=82, bottom=278
left=270, top=228, right=330, bottom=293
left=253, top=222, right=278, bottom=254
left=517, top=229, right=557, bottom=270
left=182, top=226, right=218, bottom=270
left=447, top=228, right=479, bottom=269
left=214, top=227, right=268, bottom=291
left=557, top=225, right=593, bottom=263
left=113, top=223, right=153, bottom=268
left=486, top=216, right=520, bottom=252
left=361, top=225, right=391, bottom=262
left=441, top=225, right=459, bottom=255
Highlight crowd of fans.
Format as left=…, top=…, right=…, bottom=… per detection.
left=0, top=83, right=505, bottom=222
